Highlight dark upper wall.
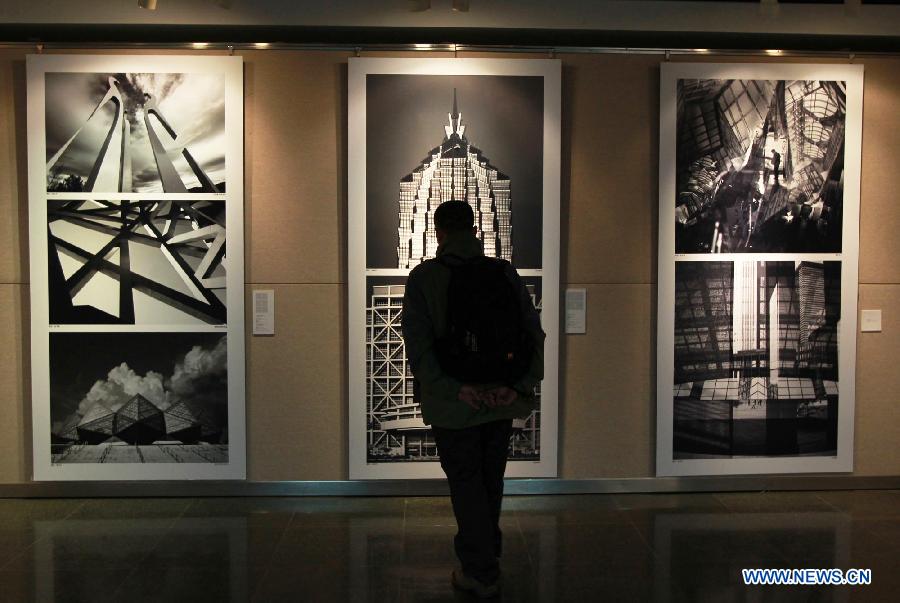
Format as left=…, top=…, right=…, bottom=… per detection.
left=2, top=0, right=900, bottom=39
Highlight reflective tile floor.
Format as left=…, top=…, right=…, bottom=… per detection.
left=0, top=490, right=898, bottom=602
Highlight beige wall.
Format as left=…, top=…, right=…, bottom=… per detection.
left=0, top=48, right=897, bottom=483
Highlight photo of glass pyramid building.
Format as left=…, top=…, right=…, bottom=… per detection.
left=52, top=394, right=227, bottom=464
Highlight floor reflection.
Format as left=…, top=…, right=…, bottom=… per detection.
left=0, top=491, right=896, bottom=601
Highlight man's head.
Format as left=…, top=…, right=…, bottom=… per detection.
left=433, top=200, right=476, bottom=245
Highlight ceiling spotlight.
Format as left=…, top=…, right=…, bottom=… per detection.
left=452, top=0, right=470, bottom=11
left=138, top=0, right=158, bottom=9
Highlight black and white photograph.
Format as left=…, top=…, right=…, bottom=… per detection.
left=675, top=78, right=846, bottom=254
left=48, top=199, right=227, bottom=325
left=657, top=63, right=862, bottom=476
left=366, top=74, right=544, bottom=270
left=349, top=58, right=560, bottom=479
left=364, top=276, right=542, bottom=464
left=29, top=55, right=245, bottom=480
left=673, top=260, right=840, bottom=459
left=45, top=71, right=226, bottom=193
left=50, top=332, right=228, bottom=465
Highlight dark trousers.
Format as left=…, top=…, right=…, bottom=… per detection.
left=431, top=419, right=513, bottom=586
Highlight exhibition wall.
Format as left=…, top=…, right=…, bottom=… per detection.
left=0, top=48, right=898, bottom=483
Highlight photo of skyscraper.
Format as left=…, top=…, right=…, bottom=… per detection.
left=365, top=73, right=544, bottom=270
left=397, top=90, right=514, bottom=268
left=350, top=58, right=560, bottom=479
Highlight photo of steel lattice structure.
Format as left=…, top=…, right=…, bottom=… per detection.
left=45, top=72, right=226, bottom=193
left=675, top=79, right=846, bottom=254
left=397, top=90, right=513, bottom=268
left=673, top=260, right=840, bottom=459
left=366, top=280, right=541, bottom=463
left=48, top=199, right=226, bottom=325
left=50, top=332, right=228, bottom=465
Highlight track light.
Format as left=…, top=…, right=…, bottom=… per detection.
left=138, top=0, right=158, bottom=9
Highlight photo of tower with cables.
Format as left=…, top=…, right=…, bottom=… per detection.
left=44, top=72, right=226, bottom=193
left=675, top=79, right=846, bottom=254
left=673, top=260, right=840, bottom=459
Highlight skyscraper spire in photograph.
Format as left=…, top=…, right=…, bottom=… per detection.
left=397, top=89, right=513, bottom=268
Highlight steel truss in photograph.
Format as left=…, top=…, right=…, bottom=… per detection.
left=676, top=79, right=846, bottom=254
left=48, top=199, right=227, bottom=325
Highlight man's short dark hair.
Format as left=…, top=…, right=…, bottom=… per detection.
left=433, top=200, right=474, bottom=233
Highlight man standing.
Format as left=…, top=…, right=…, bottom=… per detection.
left=771, top=149, right=782, bottom=185
left=402, top=200, right=545, bottom=599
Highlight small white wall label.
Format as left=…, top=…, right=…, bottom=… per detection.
left=860, top=309, right=882, bottom=333
left=253, top=289, right=275, bottom=335
left=565, top=288, right=587, bottom=334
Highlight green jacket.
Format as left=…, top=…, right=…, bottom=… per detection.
left=401, top=231, right=545, bottom=429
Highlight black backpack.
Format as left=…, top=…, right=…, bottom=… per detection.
left=434, top=256, right=533, bottom=385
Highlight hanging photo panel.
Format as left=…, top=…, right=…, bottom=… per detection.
left=348, top=58, right=561, bottom=479
left=657, top=63, right=863, bottom=476
left=28, top=55, right=245, bottom=480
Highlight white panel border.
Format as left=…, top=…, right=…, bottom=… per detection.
left=656, top=62, right=863, bottom=476
left=348, top=57, right=561, bottom=479
left=27, top=54, right=246, bottom=480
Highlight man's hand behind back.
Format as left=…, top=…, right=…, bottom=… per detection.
left=489, top=386, right=518, bottom=407
left=458, top=385, right=483, bottom=410
left=458, top=385, right=519, bottom=410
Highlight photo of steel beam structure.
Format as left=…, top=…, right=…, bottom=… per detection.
left=47, top=199, right=227, bottom=325
left=673, top=260, right=840, bottom=459
left=675, top=79, right=846, bottom=254
left=29, top=54, right=246, bottom=481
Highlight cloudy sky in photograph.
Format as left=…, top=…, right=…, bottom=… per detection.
left=45, top=72, right=226, bottom=192
left=50, top=333, right=228, bottom=434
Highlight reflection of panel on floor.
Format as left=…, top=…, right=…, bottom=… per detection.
left=51, top=443, right=229, bottom=464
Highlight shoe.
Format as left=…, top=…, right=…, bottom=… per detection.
left=451, top=569, right=500, bottom=599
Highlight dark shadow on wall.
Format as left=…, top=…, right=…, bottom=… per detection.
left=557, top=61, right=575, bottom=478
left=13, top=58, right=32, bottom=481
left=241, top=57, right=255, bottom=476
left=649, top=62, right=661, bottom=477
left=337, top=58, right=350, bottom=479
left=243, top=58, right=255, bottom=283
